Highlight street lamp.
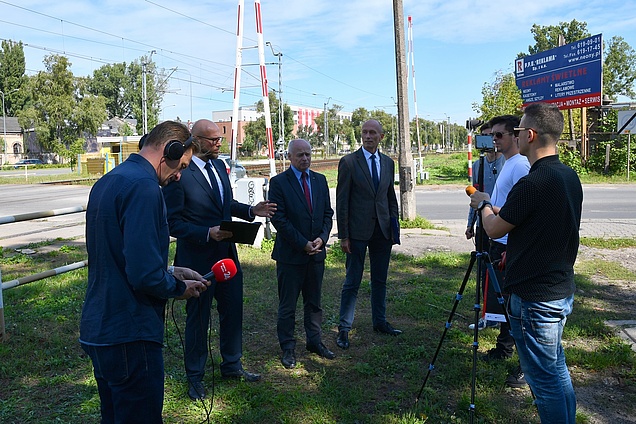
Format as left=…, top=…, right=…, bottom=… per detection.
left=142, top=50, right=156, bottom=134
left=324, top=97, right=331, bottom=156
left=266, top=42, right=284, bottom=148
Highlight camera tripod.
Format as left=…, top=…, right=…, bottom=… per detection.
left=414, top=149, right=510, bottom=424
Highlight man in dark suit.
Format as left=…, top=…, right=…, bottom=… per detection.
left=269, top=138, right=335, bottom=369
left=336, top=119, right=401, bottom=350
left=163, top=119, right=276, bottom=400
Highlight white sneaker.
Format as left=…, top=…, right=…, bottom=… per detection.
left=468, top=318, right=499, bottom=330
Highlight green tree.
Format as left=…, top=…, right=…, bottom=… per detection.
left=0, top=40, right=29, bottom=115
left=89, top=62, right=130, bottom=119
left=17, top=55, right=107, bottom=157
left=474, top=71, right=522, bottom=121
left=523, top=20, right=590, bottom=56
left=603, top=36, right=636, bottom=99
left=296, top=124, right=320, bottom=148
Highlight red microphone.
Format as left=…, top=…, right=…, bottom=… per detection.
left=202, top=259, right=238, bottom=282
left=465, top=185, right=477, bottom=196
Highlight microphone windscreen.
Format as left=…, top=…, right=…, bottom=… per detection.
left=212, top=258, right=238, bottom=282
left=465, top=185, right=477, bottom=196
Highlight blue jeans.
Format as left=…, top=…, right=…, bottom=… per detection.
left=508, top=293, right=576, bottom=424
left=339, top=224, right=392, bottom=331
left=82, top=341, right=165, bottom=424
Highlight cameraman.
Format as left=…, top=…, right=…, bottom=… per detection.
left=465, top=122, right=505, bottom=240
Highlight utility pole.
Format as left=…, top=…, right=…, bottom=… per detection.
left=392, top=0, right=416, bottom=220
left=142, top=50, right=156, bottom=135
left=324, top=97, right=331, bottom=157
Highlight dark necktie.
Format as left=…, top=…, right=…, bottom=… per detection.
left=301, top=171, right=312, bottom=213
left=204, top=162, right=222, bottom=204
left=370, top=154, right=379, bottom=191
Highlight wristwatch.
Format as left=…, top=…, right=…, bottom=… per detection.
left=477, top=200, right=493, bottom=212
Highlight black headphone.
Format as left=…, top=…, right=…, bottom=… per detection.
left=163, top=136, right=194, bottom=161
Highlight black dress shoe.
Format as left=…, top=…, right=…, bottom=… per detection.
left=373, top=322, right=402, bottom=336
left=336, top=330, right=349, bottom=350
left=306, top=342, right=335, bottom=359
left=188, top=381, right=206, bottom=400
left=281, top=349, right=296, bottom=369
left=222, top=369, right=262, bottom=382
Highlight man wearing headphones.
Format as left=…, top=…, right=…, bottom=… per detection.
left=163, top=119, right=276, bottom=400
left=80, top=120, right=209, bottom=423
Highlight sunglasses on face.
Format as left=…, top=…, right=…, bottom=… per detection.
left=513, top=127, right=535, bottom=137
left=492, top=131, right=513, bottom=139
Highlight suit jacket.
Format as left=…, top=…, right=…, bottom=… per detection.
left=336, top=148, right=398, bottom=241
left=162, top=158, right=253, bottom=273
left=269, top=167, right=333, bottom=264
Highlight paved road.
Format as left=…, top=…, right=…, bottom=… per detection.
left=0, top=183, right=634, bottom=250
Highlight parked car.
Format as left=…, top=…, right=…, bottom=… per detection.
left=14, top=159, right=44, bottom=169
left=218, top=155, right=247, bottom=179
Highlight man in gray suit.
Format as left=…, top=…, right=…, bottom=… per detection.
left=336, top=119, right=401, bottom=350
left=269, top=138, right=335, bottom=369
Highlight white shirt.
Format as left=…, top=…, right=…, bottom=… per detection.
left=362, top=148, right=380, bottom=181
left=192, top=155, right=224, bottom=203
left=490, top=153, right=530, bottom=245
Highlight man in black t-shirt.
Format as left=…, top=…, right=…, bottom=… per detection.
left=470, top=102, right=582, bottom=424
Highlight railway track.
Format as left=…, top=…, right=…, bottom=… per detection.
left=242, top=158, right=341, bottom=176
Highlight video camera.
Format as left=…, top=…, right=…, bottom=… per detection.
left=475, top=135, right=494, bottom=150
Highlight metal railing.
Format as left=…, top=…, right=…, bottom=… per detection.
left=0, top=205, right=87, bottom=342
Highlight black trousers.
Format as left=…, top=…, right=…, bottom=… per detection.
left=489, top=240, right=515, bottom=356
left=276, top=259, right=325, bottom=350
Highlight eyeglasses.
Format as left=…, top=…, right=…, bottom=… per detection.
left=513, top=127, right=535, bottom=137
left=492, top=131, right=513, bottom=139
left=197, top=135, right=224, bottom=143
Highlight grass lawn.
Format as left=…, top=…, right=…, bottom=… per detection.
left=0, top=238, right=634, bottom=423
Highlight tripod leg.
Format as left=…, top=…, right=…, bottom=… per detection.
left=482, top=253, right=511, bottom=325
left=415, top=251, right=476, bottom=405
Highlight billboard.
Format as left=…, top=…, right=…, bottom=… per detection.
left=515, top=34, right=602, bottom=110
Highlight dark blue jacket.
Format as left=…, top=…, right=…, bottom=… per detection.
left=80, top=154, right=185, bottom=346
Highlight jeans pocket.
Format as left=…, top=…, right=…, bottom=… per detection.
left=90, top=344, right=131, bottom=385
left=527, top=304, right=565, bottom=346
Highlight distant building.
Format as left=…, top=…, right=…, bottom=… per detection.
left=0, top=116, right=24, bottom=165
left=97, top=117, right=138, bottom=137
left=211, top=105, right=352, bottom=147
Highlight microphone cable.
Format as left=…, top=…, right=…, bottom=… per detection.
left=166, top=295, right=216, bottom=424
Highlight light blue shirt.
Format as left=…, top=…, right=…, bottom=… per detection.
left=362, top=148, right=380, bottom=181
left=291, top=165, right=312, bottom=203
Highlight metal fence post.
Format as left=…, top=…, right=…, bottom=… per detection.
left=0, top=268, right=5, bottom=342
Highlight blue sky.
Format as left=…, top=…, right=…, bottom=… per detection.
left=2, top=0, right=636, bottom=126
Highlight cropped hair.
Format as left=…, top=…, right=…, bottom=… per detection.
left=523, top=102, right=564, bottom=141
left=144, top=121, right=191, bottom=150
left=489, top=115, right=521, bottom=133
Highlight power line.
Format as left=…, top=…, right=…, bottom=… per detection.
left=1, top=0, right=394, bottom=111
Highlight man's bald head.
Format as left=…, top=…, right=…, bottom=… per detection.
left=191, top=119, right=223, bottom=161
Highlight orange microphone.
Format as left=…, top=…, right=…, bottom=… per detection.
left=465, top=185, right=477, bottom=196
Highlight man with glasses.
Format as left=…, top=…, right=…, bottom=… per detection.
left=479, top=115, right=529, bottom=386
left=470, top=102, right=581, bottom=423
left=163, top=119, right=276, bottom=400
left=465, top=122, right=506, bottom=331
